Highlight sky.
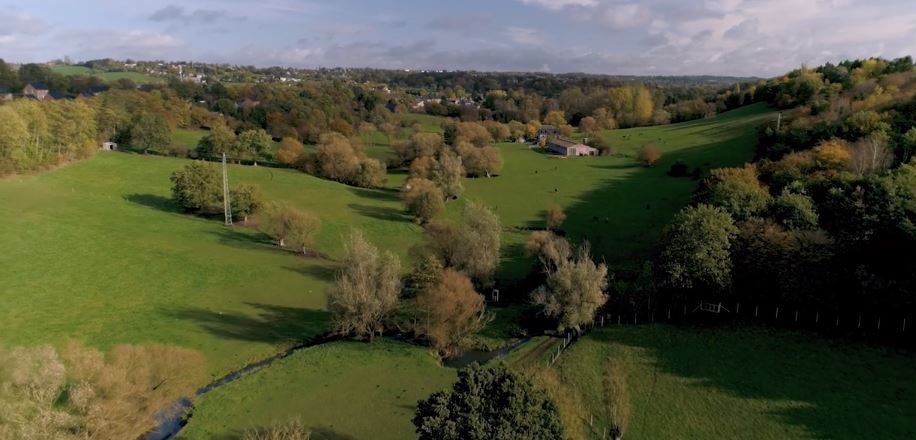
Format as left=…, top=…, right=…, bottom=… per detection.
left=2, top=0, right=916, bottom=77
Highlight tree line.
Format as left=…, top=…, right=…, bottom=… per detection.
left=650, top=57, right=916, bottom=315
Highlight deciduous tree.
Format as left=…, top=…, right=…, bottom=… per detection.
left=529, top=234, right=608, bottom=332
left=656, top=204, right=738, bottom=292
left=328, top=230, right=401, bottom=340
left=416, top=269, right=488, bottom=356
left=636, top=143, right=662, bottom=167
left=413, top=364, right=563, bottom=440
left=403, top=178, right=445, bottom=223
left=170, top=161, right=222, bottom=214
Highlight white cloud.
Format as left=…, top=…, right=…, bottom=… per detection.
left=520, top=0, right=598, bottom=11
left=506, top=27, right=544, bottom=45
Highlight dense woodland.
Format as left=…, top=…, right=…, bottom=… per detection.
left=653, top=56, right=916, bottom=315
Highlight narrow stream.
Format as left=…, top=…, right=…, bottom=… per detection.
left=145, top=335, right=533, bottom=440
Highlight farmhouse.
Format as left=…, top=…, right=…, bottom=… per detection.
left=537, top=125, right=560, bottom=140
left=547, top=137, right=598, bottom=157
left=23, top=82, right=50, bottom=100
left=100, top=141, right=118, bottom=151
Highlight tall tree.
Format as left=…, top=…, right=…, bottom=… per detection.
left=170, top=161, right=222, bottom=213
left=328, top=230, right=401, bottom=340
left=127, top=112, right=171, bottom=154
left=416, top=269, right=488, bottom=356
left=529, top=234, right=608, bottom=332
left=656, top=204, right=738, bottom=292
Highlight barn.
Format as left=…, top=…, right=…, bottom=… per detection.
left=546, top=138, right=598, bottom=157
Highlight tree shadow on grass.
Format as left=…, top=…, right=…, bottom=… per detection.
left=208, top=228, right=273, bottom=251
left=124, top=193, right=178, bottom=213
left=284, top=263, right=338, bottom=283
left=348, top=186, right=401, bottom=203
left=592, top=326, right=916, bottom=440
left=164, top=302, right=329, bottom=344
left=348, top=203, right=412, bottom=223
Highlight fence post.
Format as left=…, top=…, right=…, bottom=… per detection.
left=634, top=312, right=637, bottom=325
left=836, top=315, right=839, bottom=327
left=877, top=317, right=881, bottom=330
left=683, top=304, right=687, bottom=316
left=816, top=311, right=819, bottom=324
left=755, top=305, right=759, bottom=317
left=795, top=310, right=798, bottom=323
left=776, top=307, right=779, bottom=320
left=904, top=318, right=907, bottom=333
left=618, top=315, right=621, bottom=325
left=858, top=314, right=862, bottom=329
left=667, top=308, right=671, bottom=320
left=736, top=303, right=740, bottom=314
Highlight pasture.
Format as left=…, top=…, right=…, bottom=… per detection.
left=551, top=325, right=916, bottom=440
left=0, top=104, right=792, bottom=438
left=51, top=65, right=165, bottom=84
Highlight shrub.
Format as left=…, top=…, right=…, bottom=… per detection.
left=636, top=143, right=662, bottom=166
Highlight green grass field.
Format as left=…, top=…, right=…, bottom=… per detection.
left=0, top=104, right=820, bottom=439
left=458, top=103, right=774, bottom=281
left=51, top=65, right=165, bottom=84
left=0, top=153, right=421, bottom=377
left=180, top=340, right=455, bottom=439
left=552, top=325, right=916, bottom=440
left=172, top=128, right=207, bottom=150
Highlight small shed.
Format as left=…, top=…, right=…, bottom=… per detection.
left=100, top=141, right=118, bottom=151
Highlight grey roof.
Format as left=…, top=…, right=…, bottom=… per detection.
left=548, top=137, right=583, bottom=148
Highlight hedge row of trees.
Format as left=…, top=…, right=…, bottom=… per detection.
left=648, top=58, right=916, bottom=314
left=655, top=137, right=916, bottom=312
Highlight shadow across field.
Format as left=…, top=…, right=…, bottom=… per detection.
left=348, top=203, right=412, bottom=223
left=558, top=106, right=773, bottom=274
left=165, top=302, right=328, bottom=344
left=348, top=186, right=401, bottom=203
left=124, top=193, right=177, bottom=212
left=592, top=326, right=916, bottom=440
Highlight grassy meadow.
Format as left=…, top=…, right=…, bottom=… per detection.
left=51, top=65, right=166, bottom=84
left=549, top=325, right=916, bottom=440
left=14, top=103, right=901, bottom=440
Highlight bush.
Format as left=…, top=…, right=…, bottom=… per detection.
left=637, top=143, right=662, bottom=166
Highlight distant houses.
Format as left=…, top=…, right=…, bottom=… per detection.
left=23, top=82, right=50, bottom=100
left=537, top=125, right=560, bottom=143
left=0, top=86, right=12, bottom=102
left=546, top=137, right=598, bottom=157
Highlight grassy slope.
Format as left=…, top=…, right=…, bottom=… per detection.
left=1, top=105, right=775, bottom=438
left=458, top=103, right=774, bottom=281
left=180, top=340, right=455, bottom=440
left=552, top=325, right=916, bottom=440
left=0, top=153, right=419, bottom=376
left=51, top=65, right=165, bottom=84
